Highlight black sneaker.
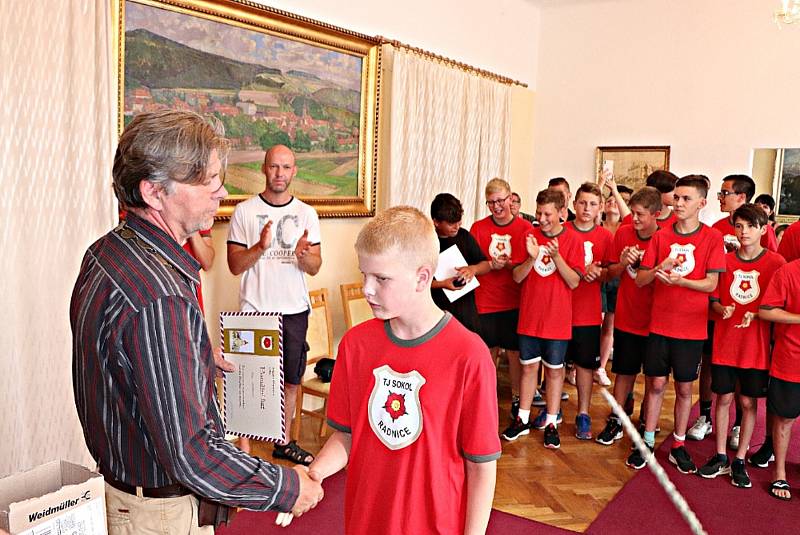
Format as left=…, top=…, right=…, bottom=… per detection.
left=596, top=417, right=624, bottom=446
left=510, top=397, right=520, bottom=421
left=544, top=423, right=560, bottom=449
left=502, top=417, right=530, bottom=441
left=626, top=444, right=654, bottom=470
left=669, top=446, right=697, bottom=474
left=731, top=458, right=752, bottom=488
left=749, top=442, right=775, bottom=468
left=698, top=453, right=731, bottom=479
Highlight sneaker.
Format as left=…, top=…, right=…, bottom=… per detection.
left=698, top=453, right=731, bottom=478
left=502, top=417, right=530, bottom=441
left=532, top=408, right=563, bottom=430
left=594, top=368, right=612, bottom=386
left=624, top=393, right=635, bottom=416
left=748, top=442, right=775, bottom=468
left=566, top=367, right=577, bottom=385
left=730, top=458, right=752, bottom=488
left=596, top=417, right=624, bottom=446
left=510, top=397, right=520, bottom=421
left=669, top=446, right=697, bottom=474
left=532, top=392, right=546, bottom=407
left=728, top=425, right=741, bottom=450
left=687, top=415, right=713, bottom=441
left=575, top=413, right=592, bottom=440
left=544, top=423, right=560, bottom=449
left=626, top=444, right=654, bottom=470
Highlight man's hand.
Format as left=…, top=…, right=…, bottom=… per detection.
left=525, top=235, right=540, bottom=260
left=455, top=265, right=477, bottom=282
left=213, top=348, right=236, bottom=378
left=584, top=262, right=603, bottom=282
left=258, top=220, right=273, bottom=251
left=294, top=229, right=312, bottom=259
left=276, top=467, right=324, bottom=527
left=291, top=465, right=324, bottom=517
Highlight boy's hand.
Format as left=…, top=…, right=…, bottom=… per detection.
left=547, top=237, right=561, bottom=259
left=490, top=254, right=509, bottom=270
left=621, top=246, right=641, bottom=267
left=659, top=255, right=683, bottom=272
left=584, top=261, right=603, bottom=282
left=722, top=303, right=736, bottom=320
left=525, top=235, right=540, bottom=260
left=654, top=268, right=684, bottom=286
left=456, top=265, right=477, bottom=282
left=736, top=311, right=755, bottom=328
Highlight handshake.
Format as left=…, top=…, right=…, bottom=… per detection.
left=276, top=465, right=325, bottom=527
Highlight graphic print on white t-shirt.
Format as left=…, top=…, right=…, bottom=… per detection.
left=533, top=245, right=557, bottom=277
left=368, top=365, right=426, bottom=450
left=489, top=233, right=512, bottom=259
left=257, top=213, right=303, bottom=264
left=730, top=269, right=761, bottom=305
left=668, top=243, right=696, bottom=277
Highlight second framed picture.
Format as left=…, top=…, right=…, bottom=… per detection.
left=595, top=146, right=670, bottom=191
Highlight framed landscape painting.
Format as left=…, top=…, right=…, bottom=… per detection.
left=595, top=146, right=670, bottom=192
left=775, top=148, right=800, bottom=223
left=114, top=0, right=382, bottom=218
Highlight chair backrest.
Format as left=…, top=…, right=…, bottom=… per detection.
left=306, top=288, right=334, bottom=363
left=340, top=281, right=374, bottom=330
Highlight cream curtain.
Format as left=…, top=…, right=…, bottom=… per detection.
left=386, top=47, right=511, bottom=226
left=0, top=0, right=115, bottom=477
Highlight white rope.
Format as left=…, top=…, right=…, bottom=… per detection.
left=600, top=388, right=708, bottom=535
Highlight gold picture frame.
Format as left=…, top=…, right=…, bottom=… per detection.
left=774, top=148, right=800, bottom=224
left=595, top=146, right=670, bottom=192
left=113, top=0, right=382, bottom=219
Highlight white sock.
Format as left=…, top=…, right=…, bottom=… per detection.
left=673, top=433, right=686, bottom=442
left=519, top=409, right=530, bottom=424
left=545, top=413, right=559, bottom=427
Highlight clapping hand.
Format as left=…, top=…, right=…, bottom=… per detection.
left=525, top=235, right=540, bottom=260
left=584, top=261, right=603, bottom=282
left=294, top=229, right=312, bottom=259
left=721, top=304, right=736, bottom=320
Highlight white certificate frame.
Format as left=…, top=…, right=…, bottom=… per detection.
left=220, top=311, right=285, bottom=443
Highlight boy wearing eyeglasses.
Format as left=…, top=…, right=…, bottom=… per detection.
left=470, top=178, right=533, bottom=422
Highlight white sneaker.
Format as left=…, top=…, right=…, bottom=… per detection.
left=688, top=415, right=713, bottom=441
left=729, top=425, right=741, bottom=450
left=566, top=367, right=577, bottom=385
left=594, top=368, right=612, bottom=386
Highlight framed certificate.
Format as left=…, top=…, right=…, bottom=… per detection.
left=220, top=312, right=285, bottom=442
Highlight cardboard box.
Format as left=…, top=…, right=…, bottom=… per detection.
left=0, top=460, right=106, bottom=535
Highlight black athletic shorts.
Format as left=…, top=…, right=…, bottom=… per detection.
left=283, top=310, right=310, bottom=385
left=644, top=333, right=704, bottom=382
left=711, top=364, right=769, bottom=398
left=611, top=329, right=649, bottom=376
left=567, top=325, right=601, bottom=370
left=702, top=320, right=715, bottom=356
left=478, top=309, right=520, bottom=351
left=768, top=376, right=800, bottom=419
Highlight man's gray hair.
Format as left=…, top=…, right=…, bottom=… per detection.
left=112, top=110, right=229, bottom=209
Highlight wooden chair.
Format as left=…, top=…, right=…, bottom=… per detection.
left=292, top=288, right=334, bottom=440
left=340, top=281, right=374, bottom=329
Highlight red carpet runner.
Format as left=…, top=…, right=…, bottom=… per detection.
left=587, top=399, right=800, bottom=534
left=218, top=470, right=574, bottom=534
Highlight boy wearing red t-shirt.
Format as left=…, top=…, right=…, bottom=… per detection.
left=620, top=170, right=678, bottom=229
left=596, top=187, right=662, bottom=448
left=631, top=175, right=725, bottom=474
left=308, top=207, right=500, bottom=534
left=695, top=204, right=785, bottom=488
left=690, top=175, right=779, bottom=444
left=502, top=189, right=583, bottom=449
left=470, top=178, right=532, bottom=420
left=567, top=183, right=613, bottom=440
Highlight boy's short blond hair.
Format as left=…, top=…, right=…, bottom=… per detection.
left=355, top=206, right=439, bottom=269
left=485, top=178, right=511, bottom=197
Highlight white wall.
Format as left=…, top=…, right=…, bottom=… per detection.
left=532, top=0, right=800, bottom=222
left=254, top=0, right=541, bottom=87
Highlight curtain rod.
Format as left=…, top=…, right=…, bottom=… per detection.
left=378, top=37, right=528, bottom=88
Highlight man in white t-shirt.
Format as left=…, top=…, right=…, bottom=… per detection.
left=227, top=145, right=322, bottom=465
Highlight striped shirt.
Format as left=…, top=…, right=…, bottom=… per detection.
left=70, top=213, right=298, bottom=511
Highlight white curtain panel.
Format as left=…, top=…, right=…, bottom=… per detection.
left=388, top=47, right=511, bottom=226
left=0, top=0, right=115, bottom=477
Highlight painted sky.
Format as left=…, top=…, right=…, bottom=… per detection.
left=126, top=1, right=363, bottom=91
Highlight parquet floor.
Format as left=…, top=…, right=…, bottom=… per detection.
left=250, top=362, right=683, bottom=533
